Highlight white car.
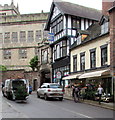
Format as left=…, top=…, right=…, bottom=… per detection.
left=37, top=83, right=64, bottom=101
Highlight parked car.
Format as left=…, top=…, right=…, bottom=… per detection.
left=37, top=83, right=64, bottom=101
left=29, top=85, right=32, bottom=94
left=2, top=79, right=29, bottom=100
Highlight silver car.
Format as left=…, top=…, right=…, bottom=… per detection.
left=37, top=83, right=64, bottom=101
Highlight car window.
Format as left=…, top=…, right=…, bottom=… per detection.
left=41, top=85, right=46, bottom=88
left=49, top=84, right=62, bottom=88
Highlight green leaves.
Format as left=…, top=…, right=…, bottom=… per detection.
left=29, top=56, right=39, bottom=71
left=0, top=65, right=7, bottom=71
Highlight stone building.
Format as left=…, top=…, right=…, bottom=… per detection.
left=0, top=1, right=52, bottom=88
left=0, top=1, right=49, bottom=71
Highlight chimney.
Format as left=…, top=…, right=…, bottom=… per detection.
left=102, top=0, right=114, bottom=16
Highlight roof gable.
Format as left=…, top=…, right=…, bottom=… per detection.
left=45, top=1, right=102, bottom=30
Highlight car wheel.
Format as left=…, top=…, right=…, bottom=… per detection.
left=44, top=94, right=48, bottom=100
left=59, top=97, right=63, bottom=101
left=37, top=92, right=40, bottom=98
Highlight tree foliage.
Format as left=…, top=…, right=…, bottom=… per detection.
left=29, top=56, right=39, bottom=71
left=0, top=65, right=7, bottom=71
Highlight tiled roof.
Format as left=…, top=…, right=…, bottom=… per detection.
left=55, top=1, right=102, bottom=20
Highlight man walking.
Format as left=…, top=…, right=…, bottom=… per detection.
left=97, top=85, right=104, bottom=104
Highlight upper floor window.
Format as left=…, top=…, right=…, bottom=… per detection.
left=90, top=49, right=96, bottom=68
left=101, top=45, right=108, bottom=66
left=51, top=16, right=63, bottom=35
left=19, top=49, right=27, bottom=59
left=43, top=31, right=49, bottom=40
left=80, top=52, right=85, bottom=71
left=3, top=49, right=11, bottom=59
left=4, top=32, right=10, bottom=43
left=0, top=33, right=3, bottom=44
left=28, top=31, right=34, bottom=42
left=62, top=40, right=67, bottom=57
left=41, top=49, right=48, bottom=64
left=72, top=17, right=80, bottom=29
left=73, top=55, right=77, bottom=72
left=20, top=31, right=26, bottom=42
left=12, top=32, right=18, bottom=43
left=36, top=30, right=41, bottom=42
left=56, top=44, right=60, bottom=59
left=101, top=22, right=109, bottom=34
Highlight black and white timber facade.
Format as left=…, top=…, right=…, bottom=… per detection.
left=45, top=1, right=102, bottom=83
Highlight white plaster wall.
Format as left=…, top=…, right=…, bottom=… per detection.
left=71, top=35, right=110, bottom=72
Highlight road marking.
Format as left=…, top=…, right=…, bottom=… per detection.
left=40, top=99, right=93, bottom=118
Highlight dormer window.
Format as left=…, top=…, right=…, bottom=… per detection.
left=101, top=22, right=109, bottom=34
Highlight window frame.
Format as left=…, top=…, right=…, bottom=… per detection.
left=80, top=52, right=85, bottom=71
left=101, top=44, right=108, bottom=66
left=73, top=55, right=77, bottom=72
left=90, top=48, right=96, bottom=68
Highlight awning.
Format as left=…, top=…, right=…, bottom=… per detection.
left=79, top=69, right=110, bottom=79
left=62, top=73, right=81, bottom=80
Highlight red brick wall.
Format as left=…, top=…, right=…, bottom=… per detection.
left=109, top=7, right=115, bottom=75
left=102, top=1, right=114, bottom=16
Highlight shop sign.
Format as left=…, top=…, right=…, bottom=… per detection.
left=56, top=71, right=62, bottom=79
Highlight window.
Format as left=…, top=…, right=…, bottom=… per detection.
left=101, top=22, right=109, bottom=34
left=62, top=40, right=67, bottom=57
left=20, top=31, right=26, bottom=42
left=0, top=33, right=3, bottom=44
left=72, top=18, right=80, bottom=29
left=19, top=49, right=27, bottom=59
left=101, top=45, right=107, bottom=66
left=28, top=31, right=34, bottom=42
left=12, top=32, right=18, bottom=43
left=90, top=49, right=96, bottom=68
left=80, top=52, right=85, bottom=70
left=51, top=16, right=63, bottom=35
left=41, top=49, right=48, bottom=63
left=43, top=31, right=49, bottom=40
left=73, top=55, right=77, bottom=72
left=3, top=49, right=11, bottom=59
left=4, top=32, right=10, bottom=43
left=56, top=44, right=60, bottom=59
left=36, top=30, right=41, bottom=41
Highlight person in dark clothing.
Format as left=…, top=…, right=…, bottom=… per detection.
left=72, top=85, right=75, bottom=97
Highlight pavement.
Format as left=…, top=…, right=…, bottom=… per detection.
left=64, top=94, right=114, bottom=111
left=0, top=91, right=28, bottom=118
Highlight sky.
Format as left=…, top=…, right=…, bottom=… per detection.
left=0, top=0, right=102, bottom=14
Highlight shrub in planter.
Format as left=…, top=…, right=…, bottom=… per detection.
left=85, top=90, right=96, bottom=100
left=15, top=86, right=29, bottom=100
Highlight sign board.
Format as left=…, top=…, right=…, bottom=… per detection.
left=48, top=33, right=54, bottom=41
left=56, top=71, right=62, bottom=79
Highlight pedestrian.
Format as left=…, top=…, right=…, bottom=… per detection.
left=97, top=85, right=104, bottom=104
left=72, top=85, right=75, bottom=98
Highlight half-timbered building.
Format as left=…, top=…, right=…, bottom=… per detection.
left=45, top=1, right=102, bottom=83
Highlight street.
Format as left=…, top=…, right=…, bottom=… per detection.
left=1, top=92, right=114, bottom=119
